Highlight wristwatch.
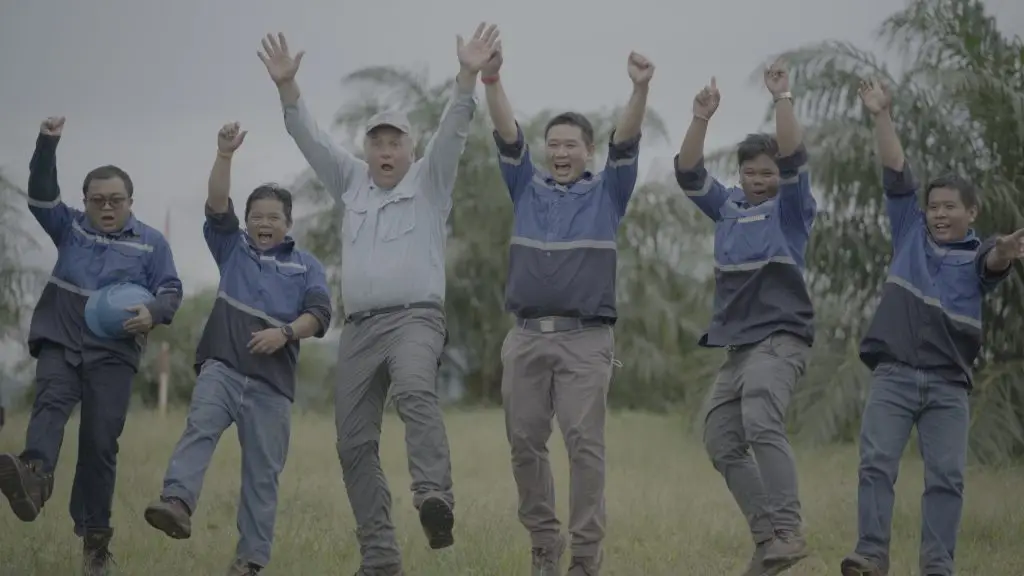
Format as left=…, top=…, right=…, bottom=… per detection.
left=773, top=91, right=793, bottom=103
left=281, top=324, right=295, bottom=341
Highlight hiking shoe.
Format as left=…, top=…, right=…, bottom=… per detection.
left=82, top=528, right=115, bottom=576
left=226, top=558, right=262, bottom=576
left=0, top=453, right=52, bottom=522
left=762, top=531, right=808, bottom=571
left=145, top=496, right=192, bottom=539
left=567, top=549, right=603, bottom=576
left=418, top=496, right=454, bottom=549
left=840, top=553, right=886, bottom=576
left=531, top=534, right=566, bottom=576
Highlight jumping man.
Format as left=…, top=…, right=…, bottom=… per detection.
left=840, top=79, right=1023, bottom=576
left=143, top=122, right=332, bottom=576
left=0, top=116, right=183, bottom=576
left=674, top=62, right=818, bottom=576
left=259, top=24, right=496, bottom=575
left=481, top=32, right=652, bottom=576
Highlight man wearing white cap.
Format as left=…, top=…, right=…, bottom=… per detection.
left=258, top=23, right=499, bottom=576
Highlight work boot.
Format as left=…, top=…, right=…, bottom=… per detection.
left=0, top=453, right=53, bottom=522
left=144, top=496, right=192, bottom=539
left=762, top=530, right=808, bottom=571
left=226, top=558, right=262, bottom=576
left=82, top=528, right=115, bottom=576
left=531, top=534, right=566, bottom=576
left=840, top=553, right=886, bottom=576
left=566, top=549, right=603, bottom=576
left=418, top=496, right=455, bottom=549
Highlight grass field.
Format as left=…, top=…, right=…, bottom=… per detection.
left=1, top=409, right=1023, bottom=575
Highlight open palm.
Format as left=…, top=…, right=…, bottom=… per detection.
left=858, top=79, right=891, bottom=115
left=258, top=32, right=305, bottom=86
left=457, top=22, right=500, bottom=74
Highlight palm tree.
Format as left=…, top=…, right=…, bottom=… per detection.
left=289, top=66, right=718, bottom=406
left=752, top=0, right=1024, bottom=462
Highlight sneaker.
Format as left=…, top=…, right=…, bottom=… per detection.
left=226, top=558, right=262, bottom=576
left=531, top=534, right=566, bottom=576
left=418, top=496, right=454, bottom=549
left=840, top=553, right=885, bottom=576
left=567, top=549, right=603, bottom=576
left=762, top=531, right=808, bottom=571
left=144, top=496, right=192, bottom=539
left=0, top=454, right=52, bottom=522
left=82, top=528, right=115, bottom=576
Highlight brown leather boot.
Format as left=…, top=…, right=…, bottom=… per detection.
left=144, top=496, right=192, bottom=539
left=82, top=528, right=114, bottom=576
left=0, top=454, right=53, bottom=522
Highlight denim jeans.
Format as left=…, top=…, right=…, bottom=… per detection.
left=160, top=360, right=291, bottom=567
left=854, top=361, right=969, bottom=576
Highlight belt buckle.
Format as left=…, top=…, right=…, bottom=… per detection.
left=539, top=319, right=556, bottom=333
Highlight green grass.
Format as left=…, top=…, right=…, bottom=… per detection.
left=1, top=409, right=1023, bottom=575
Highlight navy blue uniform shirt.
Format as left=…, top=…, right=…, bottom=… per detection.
left=25, top=134, right=183, bottom=370
left=196, top=199, right=332, bottom=401
left=859, top=164, right=1011, bottom=386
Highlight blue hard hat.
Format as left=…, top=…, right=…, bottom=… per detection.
left=84, top=282, right=156, bottom=339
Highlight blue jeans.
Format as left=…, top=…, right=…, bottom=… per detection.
left=854, top=361, right=969, bottom=576
left=161, top=360, right=291, bottom=567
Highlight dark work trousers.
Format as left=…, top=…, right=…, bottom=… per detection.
left=20, top=343, right=135, bottom=535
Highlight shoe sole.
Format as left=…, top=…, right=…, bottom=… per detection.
left=0, top=454, right=39, bottom=522
left=762, top=552, right=809, bottom=573
left=144, top=504, right=191, bottom=539
left=419, top=497, right=454, bottom=550
left=840, top=558, right=879, bottom=576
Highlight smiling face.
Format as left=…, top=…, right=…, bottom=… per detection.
left=82, top=165, right=134, bottom=234
left=543, top=113, right=596, bottom=185
left=926, top=180, right=977, bottom=243
left=364, top=126, right=414, bottom=189
left=735, top=133, right=781, bottom=206
left=244, top=185, right=293, bottom=250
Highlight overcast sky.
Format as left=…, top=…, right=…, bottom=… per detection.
left=1, top=0, right=1021, bottom=295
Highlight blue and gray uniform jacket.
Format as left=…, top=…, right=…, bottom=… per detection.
left=859, top=164, right=1010, bottom=387
left=675, top=145, right=817, bottom=348
left=25, top=134, right=183, bottom=370
left=196, top=199, right=332, bottom=401
left=493, top=124, right=641, bottom=321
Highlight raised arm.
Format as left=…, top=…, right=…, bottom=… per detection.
left=859, top=79, right=919, bottom=247
left=979, top=229, right=1023, bottom=292
left=480, top=36, right=534, bottom=201
left=764, top=61, right=816, bottom=228
left=258, top=33, right=364, bottom=205
left=27, top=117, right=76, bottom=246
left=203, top=122, right=247, bottom=267
left=420, top=23, right=497, bottom=205
left=674, top=78, right=730, bottom=221
left=604, top=52, right=652, bottom=216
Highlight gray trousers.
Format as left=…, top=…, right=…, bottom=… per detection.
left=335, top=307, right=452, bottom=569
left=501, top=323, right=615, bottom=558
left=161, top=360, right=291, bottom=567
left=854, top=362, right=969, bottom=576
left=702, top=332, right=810, bottom=543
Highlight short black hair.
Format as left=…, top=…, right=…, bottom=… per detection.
left=736, top=133, right=779, bottom=166
left=544, top=112, right=595, bottom=146
left=82, top=165, right=134, bottom=197
left=245, top=184, right=293, bottom=224
left=925, top=173, right=978, bottom=210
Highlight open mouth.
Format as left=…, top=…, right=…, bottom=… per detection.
left=553, top=162, right=571, bottom=175
left=381, top=163, right=394, bottom=174
left=257, top=233, right=273, bottom=244
left=933, top=223, right=950, bottom=234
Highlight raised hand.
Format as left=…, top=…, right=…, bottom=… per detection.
left=993, top=228, right=1024, bottom=262
left=764, top=59, right=791, bottom=97
left=457, top=22, right=500, bottom=74
left=258, top=33, right=305, bottom=86
left=481, top=40, right=503, bottom=78
left=858, top=78, right=892, bottom=116
left=40, top=116, right=66, bottom=137
left=693, top=77, right=721, bottom=120
left=217, top=122, right=248, bottom=155
left=627, top=51, right=655, bottom=86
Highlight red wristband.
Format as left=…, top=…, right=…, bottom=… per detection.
left=481, top=74, right=500, bottom=85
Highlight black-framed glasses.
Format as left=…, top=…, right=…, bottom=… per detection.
left=86, top=196, right=127, bottom=209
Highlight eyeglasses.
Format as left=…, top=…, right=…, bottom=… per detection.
left=86, top=196, right=128, bottom=209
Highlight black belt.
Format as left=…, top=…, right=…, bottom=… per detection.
left=345, top=301, right=443, bottom=323
left=516, top=316, right=612, bottom=334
